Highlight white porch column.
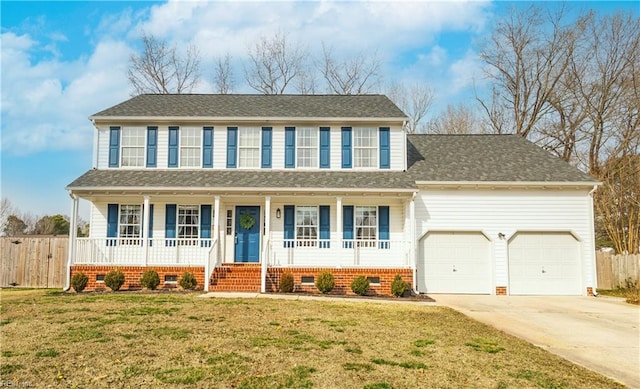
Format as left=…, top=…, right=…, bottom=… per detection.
left=205, top=196, right=221, bottom=292
left=261, top=196, right=271, bottom=293
left=409, top=193, right=417, bottom=292
left=65, top=193, right=79, bottom=290
left=142, top=196, right=150, bottom=266
left=336, top=196, right=342, bottom=246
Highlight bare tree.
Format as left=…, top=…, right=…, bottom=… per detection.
left=213, top=53, right=234, bottom=94
left=426, top=103, right=481, bottom=135
left=320, top=44, right=382, bottom=95
left=128, top=33, right=201, bottom=95
left=387, top=82, right=434, bottom=133
left=477, top=5, right=584, bottom=137
left=245, top=31, right=307, bottom=94
left=0, top=198, right=14, bottom=235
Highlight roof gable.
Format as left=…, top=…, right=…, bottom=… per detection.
left=91, top=94, right=407, bottom=120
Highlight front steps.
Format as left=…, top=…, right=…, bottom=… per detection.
left=209, top=263, right=261, bottom=292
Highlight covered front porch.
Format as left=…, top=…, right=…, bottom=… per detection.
left=66, top=188, right=418, bottom=292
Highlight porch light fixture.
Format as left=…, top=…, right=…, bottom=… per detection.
left=276, top=208, right=281, bottom=219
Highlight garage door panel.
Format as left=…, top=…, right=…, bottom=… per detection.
left=419, top=232, right=491, bottom=294
left=509, top=232, right=581, bottom=295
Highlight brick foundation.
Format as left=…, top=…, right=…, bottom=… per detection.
left=71, top=265, right=205, bottom=291
left=587, top=287, right=594, bottom=296
left=496, top=286, right=507, bottom=295
left=266, top=267, right=413, bottom=296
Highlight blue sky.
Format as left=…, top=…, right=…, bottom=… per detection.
left=1, top=0, right=636, bottom=221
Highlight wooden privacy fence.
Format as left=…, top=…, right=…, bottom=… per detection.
left=0, top=236, right=68, bottom=288
left=596, top=252, right=640, bottom=290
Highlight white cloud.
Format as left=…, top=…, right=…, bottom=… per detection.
left=1, top=1, right=494, bottom=155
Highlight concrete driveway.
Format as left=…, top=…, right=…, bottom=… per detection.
left=434, top=295, right=640, bottom=388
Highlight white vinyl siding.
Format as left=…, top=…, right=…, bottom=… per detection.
left=415, top=188, right=595, bottom=295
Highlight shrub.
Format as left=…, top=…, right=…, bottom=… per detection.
left=350, top=275, right=370, bottom=296
left=71, top=272, right=89, bottom=293
left=140, top=270, right=161, bottom=290
left=104, top=269, right=125, bottom=291
left=279, top=272, right=294, bottom=293
left=315, top=271, right=335, bottom=294
left=625, top=288, right=640, bottom=305
left=179, top=272, right=198, bottom=290
left=391, top=274, right=409, bottom=297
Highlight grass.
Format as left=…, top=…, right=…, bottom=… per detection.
left=0, top=289, right=624, bottom=388
left=597, top=288, right=640, bottom=305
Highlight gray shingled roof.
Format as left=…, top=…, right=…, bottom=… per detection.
left=67, top=170, right=417, bottom=191
left=90, top=94, right=407, bottom=119
left=406, top=134, right=597, bottom=183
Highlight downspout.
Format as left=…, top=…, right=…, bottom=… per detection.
left=64, top=191, right=79, bottom=291
left=588, top=185, right=598, bottom=296
left=409, top=191, right=417, bottom=292
left=91, top=119, right=99, bottom=169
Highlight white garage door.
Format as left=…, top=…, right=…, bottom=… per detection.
left=508, top=232, right=581, bottom=295
left=419, top=232, right=491, bottom=294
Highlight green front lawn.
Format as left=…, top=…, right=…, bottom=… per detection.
left=0, top=289, right=622, bottom=388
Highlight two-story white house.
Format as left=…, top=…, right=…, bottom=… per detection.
left=66, top=94, right=599, bottom=296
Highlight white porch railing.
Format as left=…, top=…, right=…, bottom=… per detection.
left=268, top=238, right=411, bottom=268
left=74, top=238, right=211, bottom=266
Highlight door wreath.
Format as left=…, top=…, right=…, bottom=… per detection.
left=239, top=213, right=256, bottom=230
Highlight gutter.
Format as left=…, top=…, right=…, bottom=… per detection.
left=89, top=116, right=409, bottom=124
left=415, top=180, right=601, bottom=189
left=64, top=186, right=418, bottom=194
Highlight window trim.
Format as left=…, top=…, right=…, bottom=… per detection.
left=177, top=205, right=200, bottom=242
left=295, top=206, right=319, bottom=247
left=118, top=204, right=142, bottom=244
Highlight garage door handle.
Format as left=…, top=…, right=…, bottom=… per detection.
left=452, top=266, right=457, bottom=272
left=541, top=267, right=546, bottom=274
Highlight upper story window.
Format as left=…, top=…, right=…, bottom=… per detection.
left=297, top=127, right=318, bottom=168
left=238, top=127, right=260, bottom=168
left=354, top=127, right=377, bottom=168
left=121, top=128, right=145, bottom=167
left=180, top=127, right=201, bottom=167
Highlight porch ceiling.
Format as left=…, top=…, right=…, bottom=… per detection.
left=67, top=169, right=417, bottom=194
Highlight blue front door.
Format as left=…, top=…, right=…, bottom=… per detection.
left=235, top=206, right=260, bottom=262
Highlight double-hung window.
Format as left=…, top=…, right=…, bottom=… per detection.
left=353, top=127, right=377, bottom=168
left=296, top=206, right=318, bottom=247
left=355, top=206, right=377, bottom=247
left=177, top=205, right=199, bottom=245
left=180, top=127, right=201, bottom=167
left=119, top=204, right=142, bottom=244
left=121, top=127, right=145, bottom=167
left=238, top=127, right=260, bottom=168
left=297, top=127, right=318, bottom=168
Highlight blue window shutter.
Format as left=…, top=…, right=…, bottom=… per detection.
left=261, top=127, right=272, bottom=168
left=319, top=205, right=330, bottom=248
left=320, top=127, right=330, bottom=168
left=285, top=127, right=295, bottom=168
left=168, top=126, right=179, bottom=168
left=378, top=206, right=389, bottom=240
left=146, top=126, right=157, bottom=168
left=165, top=204, right=176, bottom=240
left=108, top=127, right=120, bottom=168
left=284, top=205, right=295, bottom=247
left=148, top=204, right=154, bottom=239
left=202, top=127, right=213, bottom=168
left=379, top=127, right=390, bottom=169
left=200, top=205, right=212, bottom=246
left=343, top=205, right=354, bottom=240
left=341, top=127, right=352, bottom=168
left=107, top=204, right=118, bottom=237
left=226, top=127, right=237, bottom=168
